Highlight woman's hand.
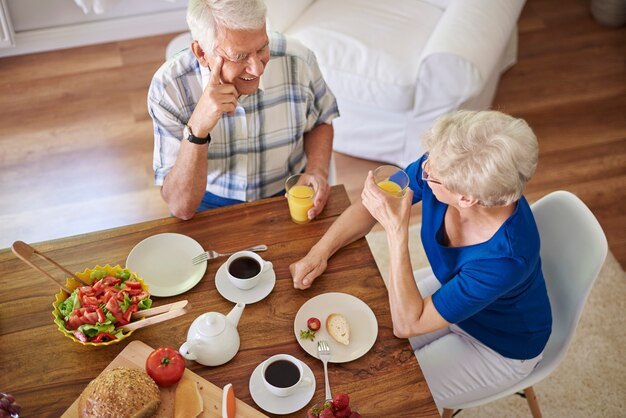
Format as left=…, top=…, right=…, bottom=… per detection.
left=361, top=171, right=413, bottom=233
left=290, top=249, right=328, bottom=290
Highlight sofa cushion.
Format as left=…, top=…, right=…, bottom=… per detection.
left=285, top=0, right=444, bottom=111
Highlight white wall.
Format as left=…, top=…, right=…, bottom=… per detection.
left=0, top=0, right=189, bottom=57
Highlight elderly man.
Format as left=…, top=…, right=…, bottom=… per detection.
left=148, top=0, right=339, bottom=220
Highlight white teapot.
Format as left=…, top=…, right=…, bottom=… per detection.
left=179, top=302, right=245, bottom=366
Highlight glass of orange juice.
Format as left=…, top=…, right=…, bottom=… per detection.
left=285, top=174, right=316, bottom=224
left=373, top=165, right=409, bottom=197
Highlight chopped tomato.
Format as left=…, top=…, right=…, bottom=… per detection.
left=91, top=332, right=117, bottom=343
left=96, top=307, right=106, bottom=323
left=124, top=280, right=142, bottom=289
left=125, top=287, right=143, bottom=296
left=123, top=304, right=139, bottom=322
left=131, top=293, right=148, bottom=304
left=102, top=276, right=121, bottom=287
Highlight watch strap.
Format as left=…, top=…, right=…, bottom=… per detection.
left=184, top=124, right=211, bottom=145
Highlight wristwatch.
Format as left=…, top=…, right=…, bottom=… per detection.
left=183, top=124, right=211, bottom=145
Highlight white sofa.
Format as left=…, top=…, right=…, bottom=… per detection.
left=167, top=0, right=526, bottom=167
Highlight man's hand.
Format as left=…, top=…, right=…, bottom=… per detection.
left=290, top=249, right=328, bottom=290
left=187, top=57, right=238, bottom=137
left=361, top=171, right=413, bottom=234
left=300, top=170, right=330, bottom=220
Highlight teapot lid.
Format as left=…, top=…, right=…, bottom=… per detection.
left=196, top=312, right=226, bottom=337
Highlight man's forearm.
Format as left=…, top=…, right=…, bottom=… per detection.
left=303, top=123, right=333, bottom=178
left=161, top=140, right=208, bottom=220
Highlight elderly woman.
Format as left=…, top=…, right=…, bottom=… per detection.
left=290, top=110, right=552, bottom=408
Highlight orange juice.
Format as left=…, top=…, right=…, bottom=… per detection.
left=377, top=180, right=404, bottom=197
left=287, top=185, right=315, bottom=224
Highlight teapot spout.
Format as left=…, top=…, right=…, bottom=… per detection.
left=179, top=340, right=198, bottom=361
left=226, top=302, right=245, bottom=327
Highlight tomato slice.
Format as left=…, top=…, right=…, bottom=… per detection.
left=96, top=307, right=106, bottom=323
left=91, top=332, right=117, bottom=343
left=124, top=280, right=142, bottom=289
left=123, top=304, right=139, bottom=322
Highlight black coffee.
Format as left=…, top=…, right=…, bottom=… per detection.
left=228, top=256, right=261, bottom=279
left=264, top=360, right=301, bottom=388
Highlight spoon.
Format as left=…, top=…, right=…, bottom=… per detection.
left=11, top=241, right=90, bottom=294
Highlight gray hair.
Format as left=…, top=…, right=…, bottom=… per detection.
left=422, top=110, right=538, bottom=207
left=187, top=0, right=267, bottom=52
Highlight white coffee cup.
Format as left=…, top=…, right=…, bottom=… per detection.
left=261, top=354, right=312, bottom=397
left=225, top=250, right=273, bottom=290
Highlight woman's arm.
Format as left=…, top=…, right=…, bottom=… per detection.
left=361, top=171, right=449, bottom=337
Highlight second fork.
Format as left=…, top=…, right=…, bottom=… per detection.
left=192, top=244, right=268, bottom=265
left=317, top=340, right=333, bottom=402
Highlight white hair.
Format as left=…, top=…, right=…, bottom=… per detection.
left=187, top=0, right=267, bottom=52
left=422, top=110, right=538, bottom=207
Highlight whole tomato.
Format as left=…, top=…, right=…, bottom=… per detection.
left=145, top=347, right=186, bottom=386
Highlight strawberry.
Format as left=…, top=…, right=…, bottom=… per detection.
left=333, top=393, right=350, bottom=410
left=335, top=406, right=352, bottom=417
left=319, top=408, right=335, bottom=418
left=349, top=412, right=362, bottom=418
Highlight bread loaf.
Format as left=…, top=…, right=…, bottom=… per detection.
left=78, top=367, right=160, bottom=418
left=326, top=313, right=350, bottom=345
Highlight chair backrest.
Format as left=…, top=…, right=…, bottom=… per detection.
left=528, top=191, right=607, bottom=381
left=450, top=191, right=608, bottom=409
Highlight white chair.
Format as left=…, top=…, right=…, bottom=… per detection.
left=442, top=191, right=608, bottom=418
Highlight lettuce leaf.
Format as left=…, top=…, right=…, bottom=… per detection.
left=138, top=298, right=152, bottom=310
left=58, top=290, right=80, bottom=320
left=77, top=322, right=116, bottom=339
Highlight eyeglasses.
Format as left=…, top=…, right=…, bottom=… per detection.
left=421, top=154, right=442, bottom=185
left=214, top=42, right=269, bottom=67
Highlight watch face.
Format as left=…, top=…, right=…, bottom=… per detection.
left=183, top=124, right=191, bottom=140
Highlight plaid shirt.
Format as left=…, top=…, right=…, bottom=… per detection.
left=148, top=31, right=339, bottom=202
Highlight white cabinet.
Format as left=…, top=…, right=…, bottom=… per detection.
left=0, top=0, right=189, bottom=57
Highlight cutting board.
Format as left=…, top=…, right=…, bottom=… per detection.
left=61, top=340, right=267, bottom=418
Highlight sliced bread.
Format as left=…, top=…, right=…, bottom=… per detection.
left=174, top=375, right=203, bottom=418
left=326, top=313, right=350, bottom=345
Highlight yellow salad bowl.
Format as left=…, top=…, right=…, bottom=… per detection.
left=52, top=264, right=149, bottom=346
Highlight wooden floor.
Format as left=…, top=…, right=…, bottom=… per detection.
left=0, top=0, right=624, bottom=268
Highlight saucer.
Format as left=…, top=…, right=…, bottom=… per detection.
left=215, top=263, right=276, bottom=304
left=249, top=359, right=315, bottom=415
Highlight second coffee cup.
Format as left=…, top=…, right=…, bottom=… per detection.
left=226, top=251, right=273, bottom=290
left=262, top=354, right=312, bottom=397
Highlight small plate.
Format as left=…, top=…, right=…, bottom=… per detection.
left=215, top=262, right=276, bottom=304
left=249, top=358, right=315, bottom=415
left=294, top=292, right=378, bottom=363
left=126, top=233, right=207, bottom=297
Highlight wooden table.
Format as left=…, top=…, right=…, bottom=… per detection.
left=0, top=186, right=439, bottom=418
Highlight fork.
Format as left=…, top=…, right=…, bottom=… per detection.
left=317, top=340, right=333, bottom=402
left=192, top=244, right=268, bottom=265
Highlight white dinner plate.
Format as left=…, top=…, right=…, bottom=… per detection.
left=294, top=292, right=378, bottom=363
left=125, top=233, right=207, bottom=297
left=215, top=262, right=276, bottom=304
left=249, top=357, right=315, bottom=415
